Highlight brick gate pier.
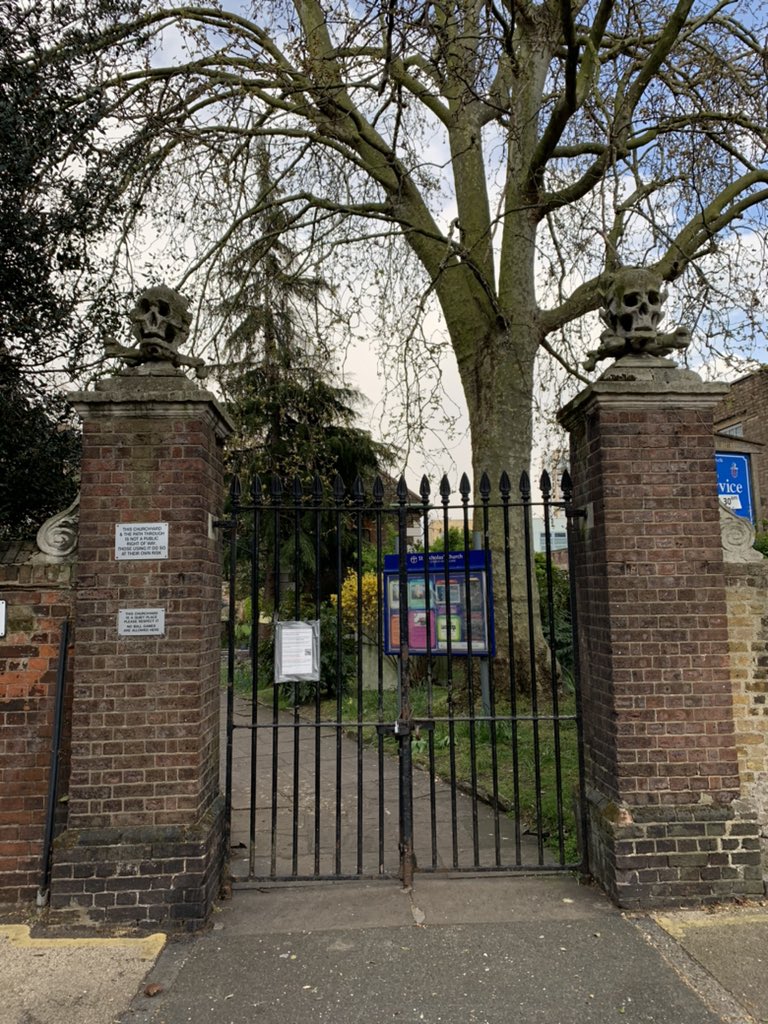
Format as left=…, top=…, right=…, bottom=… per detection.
left=560, top=353, right=763, bottom=907
left=48, top=364, right=233, bottom=928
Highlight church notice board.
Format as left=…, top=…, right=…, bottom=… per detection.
left=383, top=550, right=494, bottom=656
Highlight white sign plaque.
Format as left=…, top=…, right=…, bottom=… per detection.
left=115, top=522, right=169, bottom=561
left=118, top=608, right=165, bottom=636
left=0, top=600, right=6, bottom=638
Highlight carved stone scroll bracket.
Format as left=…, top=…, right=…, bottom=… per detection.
left=720, top=504, right=765, bottom=563
left=34, top=495, right=80, bottom=562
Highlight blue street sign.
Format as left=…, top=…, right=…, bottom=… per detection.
left=715, top=453, right=753, bottom=522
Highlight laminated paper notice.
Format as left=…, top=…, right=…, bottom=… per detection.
left=274, top=620, right=320, bottom=683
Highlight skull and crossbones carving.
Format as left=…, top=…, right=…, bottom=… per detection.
left=583, top=267, right=690, bottom=371
left=105, top=285, right=207, bottom=378
left=129, top=285, right=191, bottom=349
left=605, top=270, right=665, bottom=340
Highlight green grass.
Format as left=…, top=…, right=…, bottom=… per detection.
left=333, top=687, right=581, bottom=864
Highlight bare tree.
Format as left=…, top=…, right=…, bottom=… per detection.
left=37, top=0, right=768, bottom=677
left=50, top=0, right=768, bottom=458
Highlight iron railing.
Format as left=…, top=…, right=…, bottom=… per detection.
left=220, top=470, right=586, bottom=885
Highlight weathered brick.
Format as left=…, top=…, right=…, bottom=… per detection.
left=563, top=367, right=763, bottom=907
left=0, top=551, right=74, bottom=905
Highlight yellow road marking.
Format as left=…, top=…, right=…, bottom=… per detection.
left=0, top=925, right=165, bottom=960
left=653, top=911, right=768, bottom=941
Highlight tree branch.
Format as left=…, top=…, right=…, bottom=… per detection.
left=536, top=0, right=697, bottom=214
left=526, top=0, right=615, bottom=191
left=656, top=174, right=768, bottom=281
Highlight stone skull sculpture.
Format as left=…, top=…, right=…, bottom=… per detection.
left=582, top=266, right=690, bottom=371
left=602, top=267, right=666, bottom=340
left=104, top=283, right=207, bottom=378
left=129, top=285, right=192, bottom=350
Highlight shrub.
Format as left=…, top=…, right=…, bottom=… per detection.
left=339, top=568, right=380, bottom=640
left=534, top=553, right=574, bottom=689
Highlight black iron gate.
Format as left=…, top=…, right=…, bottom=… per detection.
left=220, top=469, right=586, bottom=884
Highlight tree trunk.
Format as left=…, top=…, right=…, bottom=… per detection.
left=454, top=316, right=553, bottom=696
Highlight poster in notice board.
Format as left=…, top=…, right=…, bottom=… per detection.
left=383, top=551, right=494, bottom=656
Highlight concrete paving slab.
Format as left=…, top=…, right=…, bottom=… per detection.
left=222, top=881, right=415, bottom=933
left=653, top=908, right=768, bottom=1023
left=1, top=925, right=164, bottom=1024
left=406, top=875, right=615, bottom=927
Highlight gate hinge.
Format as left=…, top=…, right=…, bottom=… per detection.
left=212, top=517, right=235, bottom=529
left=565, top=507, right=587, bottom=520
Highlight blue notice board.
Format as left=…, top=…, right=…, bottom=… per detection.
left=715, top=453, right=753, bottom=522
left=383, top=550, right=495, bottom=656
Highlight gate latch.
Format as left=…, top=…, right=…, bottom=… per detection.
left=377, top=719, right=435, bottom=738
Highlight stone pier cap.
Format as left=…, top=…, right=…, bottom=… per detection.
left=558, top=355, right=729, bottom=430
left=69, top=366, right=235, bottom=439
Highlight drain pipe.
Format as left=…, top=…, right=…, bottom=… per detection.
left=37, top=619, right=70, bottom=908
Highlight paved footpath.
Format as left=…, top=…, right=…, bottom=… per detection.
left=7, top=875, right=768, bottom=1024
left=5, top=686, right=768, bottom=1024
left=114, top=876, right=767, bottom=1024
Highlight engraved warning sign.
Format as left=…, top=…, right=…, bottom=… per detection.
left=117, top=608, right=165, bottom=636
left=115, top=522, right=169, bottom=560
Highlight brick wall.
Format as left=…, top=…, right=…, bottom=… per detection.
left=0, top=543, right=74, bottom=904
left=725, top=560, right=768, bottom=873
left=714, top=367, right=768, bottom=525
left=561, top=363, right=762, bottom=907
